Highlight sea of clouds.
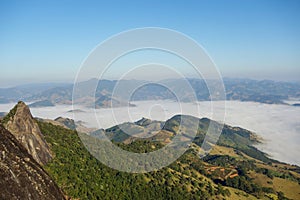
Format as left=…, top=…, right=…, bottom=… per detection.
left=1, top=100, right=299, bottom=166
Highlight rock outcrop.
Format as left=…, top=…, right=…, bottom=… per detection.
left=0, top=125, right=65, bottom=200
left=2, top=101, right=52, bottom=165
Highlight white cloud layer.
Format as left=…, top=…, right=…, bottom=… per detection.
left=0, top=100, right=299, bottom=166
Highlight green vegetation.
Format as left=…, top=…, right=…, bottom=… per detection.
left=196, top=119, right=272, bottom=163
left=1, top=102, right=18, bottom=125
left=38, top=121, right=227, bottom=200
left=116, top=140, right=164, bottom=153
left=255, top=167, right=300, bottom=183
left=37, top=114, right=300, bottom=200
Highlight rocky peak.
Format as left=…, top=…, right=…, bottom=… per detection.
left=2, top=101, right=52, bottom=165
left=0, top=125, right=65, bottom=200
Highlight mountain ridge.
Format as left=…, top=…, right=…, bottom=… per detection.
left=1, top=78, right=300, bottom=106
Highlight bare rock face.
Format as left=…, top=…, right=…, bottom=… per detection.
left=0, top=125, right=65, bottom=200
left=2, top=101, right=52, bottom=165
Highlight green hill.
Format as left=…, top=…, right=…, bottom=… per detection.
left=35, top=114, right=300, bottom=200
left=38, top=121, right=224, bottom=199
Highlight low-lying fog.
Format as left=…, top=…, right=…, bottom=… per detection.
left=0, top=100, right=299, bottom=166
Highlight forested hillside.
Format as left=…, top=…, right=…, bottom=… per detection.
left=38, top=117, right=300, bottom=200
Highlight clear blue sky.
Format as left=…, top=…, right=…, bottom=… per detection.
left=1, top=0, right=300, bottom=87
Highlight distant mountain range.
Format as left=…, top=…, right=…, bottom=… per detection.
left=0, top=78, right=299, bottom=107
left=29, top=100, right=55, bottom=108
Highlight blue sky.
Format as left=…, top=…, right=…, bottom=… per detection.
left=1, top=0, right=300, bottom=87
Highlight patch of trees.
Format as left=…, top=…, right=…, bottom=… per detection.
left=38, top=122, right=227, bottom=199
